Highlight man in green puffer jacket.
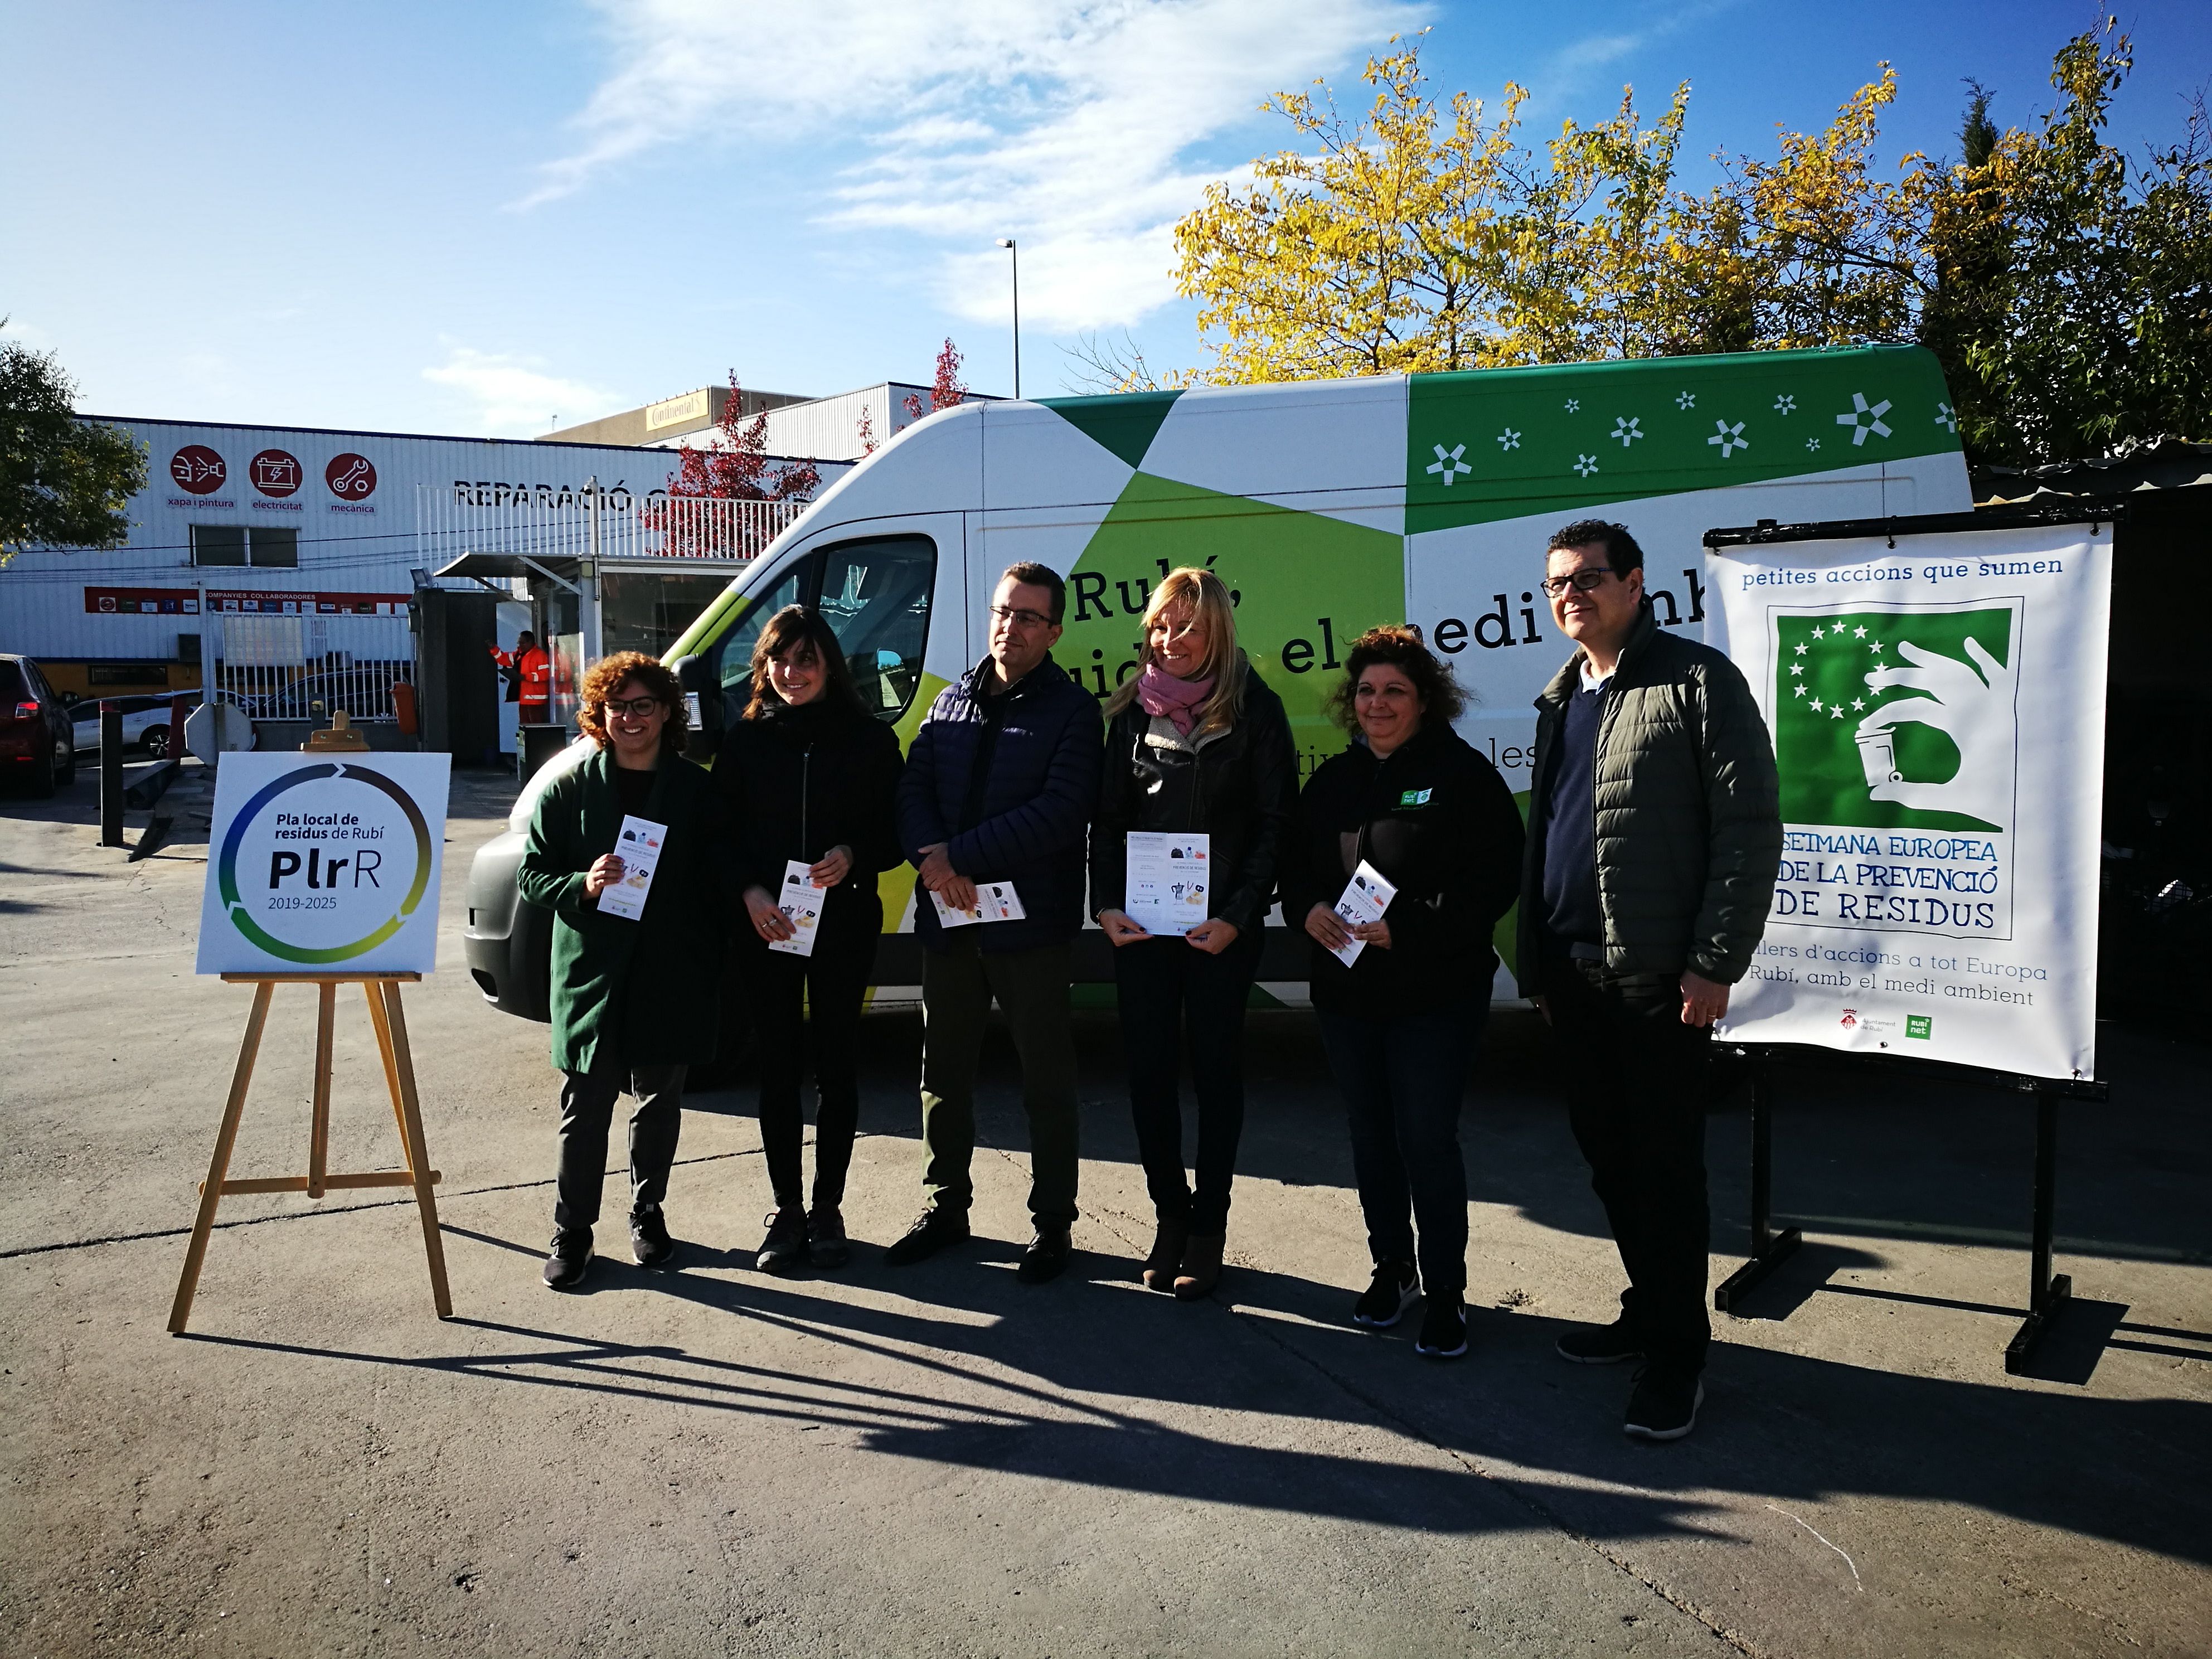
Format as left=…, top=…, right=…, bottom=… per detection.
left=1517, top=519, right=1781, bottom=1444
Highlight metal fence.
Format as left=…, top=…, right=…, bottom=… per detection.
left=414, top=484, right=806, bottom=570
left=209, top=614, right=416, bottom=722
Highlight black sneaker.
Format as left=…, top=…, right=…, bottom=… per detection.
left=1352, top=1260, right=1419, bottom=1328
left=808, top=1205, right=851, bottom=1270
left=1555, top=1319, right=1643, bottom=1365
left=1016, top=1225, right=1072, bottom=1285
left=542, top=1228, right=593, bottom=1291
left=882, top=1207, right=971, bottom=1267
left=755, top=1206, right=809, bottom=1274
left=629, top=1205, right=674, bottom=1269
left=1623, top=1367, right=1705, bottom=1442
left=1414, top=1298, right=1468, bottom=1359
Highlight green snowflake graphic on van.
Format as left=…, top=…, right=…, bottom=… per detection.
left=1773, top=603, right=2020, bottom=835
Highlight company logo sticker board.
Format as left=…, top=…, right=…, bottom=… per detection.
left=1706, top=525, right=2111, bottom=1079
left=196, top=754, right=451, bottom=975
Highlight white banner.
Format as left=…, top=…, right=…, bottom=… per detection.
left=195, top=753, right=450, bottom=976
left=1706, top=522, right=2111, bottom=1080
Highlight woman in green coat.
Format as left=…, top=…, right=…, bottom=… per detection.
left=517, top=651, right=726, bottom=1289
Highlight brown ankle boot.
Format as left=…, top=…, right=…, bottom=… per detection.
left=1173, top=1231, right=1224, bottom=1300
left=1141, top=1220, right=1187, bottom=1292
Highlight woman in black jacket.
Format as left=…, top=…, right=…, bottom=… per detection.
left=1091, top=566, right=1296, bottom=1299
left=715, top=605, right=904, bottom=1274
left=1281, top=625, right=1524, bottom=1360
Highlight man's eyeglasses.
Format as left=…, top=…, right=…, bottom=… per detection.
left=600, top=696, right=666, bottom=719
left=989, top=603, right=1054, bottom=630
left=1540, top=569, right=1619, bottom=598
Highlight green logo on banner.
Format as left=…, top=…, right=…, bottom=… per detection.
left=1906, top=1015, right=1933, bottom=1039
left=1774, top=605, right=2019, bottom=835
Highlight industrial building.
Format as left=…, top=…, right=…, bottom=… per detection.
left=0, top=412, right=848, bottom=756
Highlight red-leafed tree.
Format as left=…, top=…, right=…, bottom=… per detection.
left=659, top=372, right=819, bottom=556
left=901, top=338, right=967, bottom=423
left=669, top=372, right=820, bottom=502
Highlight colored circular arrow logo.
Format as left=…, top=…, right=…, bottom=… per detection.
left=216, top=763, right=432, bottom=963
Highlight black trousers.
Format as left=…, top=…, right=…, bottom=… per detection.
left=1316, top=996, right=1482, bottom=1303
left=1114, top=927, right=1264, bottom=1234
left=1542, top=956, right=1713, bottom=1379
left=555, top=1061, right=686, bottom=1233
left=751, top=922, right=878, bottom=1212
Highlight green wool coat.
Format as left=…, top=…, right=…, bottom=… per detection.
left=1517, top=602, right=1783, bottom=990
left=517, top=746, right=728, bottom=1074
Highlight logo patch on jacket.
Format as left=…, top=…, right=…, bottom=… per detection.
left=1398, top=788, right=1433, bottom=807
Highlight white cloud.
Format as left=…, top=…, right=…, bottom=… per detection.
left=526, top=0, right=1425, bottom=332
left=421, top=346, right=622, bottom=439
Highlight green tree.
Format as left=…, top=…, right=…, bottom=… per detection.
left=2, top=335, right=146, bottom=565
left=1922, top=32, right=2212, bottom=463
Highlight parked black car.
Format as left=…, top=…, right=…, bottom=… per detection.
left=244, top=666, right=408, bottom=722
left=0, top=655, right=78, bottom=797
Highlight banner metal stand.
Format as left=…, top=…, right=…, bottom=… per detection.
left=1711, top=1044, right=2107, bottom=1372
left=1713, top=1060, right=1803, bottom=1311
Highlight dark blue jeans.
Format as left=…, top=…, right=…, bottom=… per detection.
left=1114, top=928, right=1264, bottom=1234
left=1317, top=997, right=1484, bottom=1303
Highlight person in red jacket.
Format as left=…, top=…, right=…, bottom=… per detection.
left=491, top=632, right=552, bottom=720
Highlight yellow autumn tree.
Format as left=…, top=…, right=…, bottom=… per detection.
left=1152, top=24, right=2208, bottom=464
left=1170, top=38, right=1529, bottom=381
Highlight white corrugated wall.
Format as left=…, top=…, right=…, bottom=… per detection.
left=1, top=418, right=759, bottom=662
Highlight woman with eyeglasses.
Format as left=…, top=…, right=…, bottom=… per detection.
left=1279, top=626, right=1524, bottom=1359
left=518, top=652, right=728, bottom=1291
left=715, top=605, right=904, bottom=1273
left=1090, top=567, right=1296, bottom=1299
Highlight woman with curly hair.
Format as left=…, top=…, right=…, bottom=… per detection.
left=714, top=605, right=903, bottom=1273
left=517, top=651, right=727, bottom=1290
left=1279, top=625, right=1524, bottom=1359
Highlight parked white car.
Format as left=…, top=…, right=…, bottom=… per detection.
left=68, top=694, right=197, bottom=761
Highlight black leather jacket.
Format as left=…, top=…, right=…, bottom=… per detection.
left=1088, top=663, right=1297, bottom=935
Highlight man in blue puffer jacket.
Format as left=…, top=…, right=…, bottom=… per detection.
left=886, top=561, right=1104, bottom=1283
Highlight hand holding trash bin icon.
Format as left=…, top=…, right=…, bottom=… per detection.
left=1852, top=637, right=2016, bottom=828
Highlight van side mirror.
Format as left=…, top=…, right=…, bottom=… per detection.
left=671, top=653, right=721, bottom=758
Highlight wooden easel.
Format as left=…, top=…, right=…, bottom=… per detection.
left=168, top=972, right=452, bottom=1332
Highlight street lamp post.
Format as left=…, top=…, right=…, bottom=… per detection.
left=996, top=237, right=1020, bottom=400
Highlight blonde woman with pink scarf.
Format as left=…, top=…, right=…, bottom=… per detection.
left=1088, top=568, right=1298, bottom=1298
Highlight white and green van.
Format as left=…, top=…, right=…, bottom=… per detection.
left=465, top=343, right=1970, bottom=1016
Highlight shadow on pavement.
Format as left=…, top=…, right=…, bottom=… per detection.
left=178, top=1206, right=2212, bottom=1569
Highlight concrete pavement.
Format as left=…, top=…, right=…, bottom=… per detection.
left=2, top=759, right=2207, bottom=1657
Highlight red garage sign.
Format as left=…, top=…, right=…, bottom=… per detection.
left=326, top=453, right=377, bottom=501
left=169, top=445, right=227, bottom=494
left=250, top=449, right=304, bottom=497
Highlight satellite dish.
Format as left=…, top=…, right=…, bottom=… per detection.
left=185, top=700, right=256, bottom=764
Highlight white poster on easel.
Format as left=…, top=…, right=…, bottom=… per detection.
left=1706, top=521, right=2111, bottom=1081
left=195, top=753, right=450, bottom=975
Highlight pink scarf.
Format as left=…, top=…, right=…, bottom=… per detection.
left=1135, top=661, right=1213, bottom=735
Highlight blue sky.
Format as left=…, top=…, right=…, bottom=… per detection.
left=5, top=1, right=2206, bottom=440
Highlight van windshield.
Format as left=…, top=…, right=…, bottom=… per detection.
left=707, top=534, right=937, bottom=725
